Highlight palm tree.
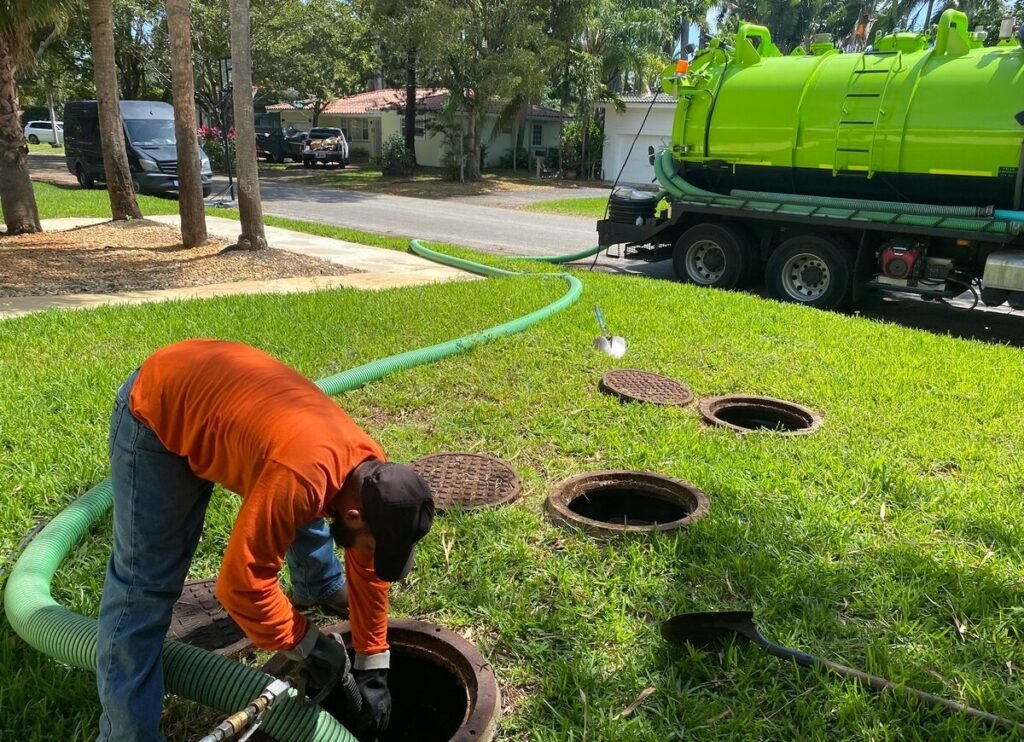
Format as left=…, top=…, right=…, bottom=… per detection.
left=229, top=0, right=267, bottom=249
left=0, top=0, right=74, bottom=234
left=166, top=0, right=207, bottom=247
left=88, top=0, right=143, bottom=221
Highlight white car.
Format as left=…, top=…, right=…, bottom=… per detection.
left=24, top=120, right=63, bottom=146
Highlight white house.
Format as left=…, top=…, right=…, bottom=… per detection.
left=598, top=93, right=676, bottom=187
left=267, top=89, right=567, bottom=168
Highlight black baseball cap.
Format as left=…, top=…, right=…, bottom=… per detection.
left=360, top=462, right=435, bottom=581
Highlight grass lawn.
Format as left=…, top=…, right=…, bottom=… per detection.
left=527, top=195, right=609, bottom=218
left=2, top=186, right=1024, bottom=740
left=32, top=182, right=182, bottom=220
left=28, top=143, right=64, bottom=155
left=286, top=165, right=603, bottom=199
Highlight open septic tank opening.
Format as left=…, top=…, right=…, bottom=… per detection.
left=261, top=618, right=500, bottom=742
left=547, top=470, right=709, bottom=535
left=698, top=395, right=822, bottom=435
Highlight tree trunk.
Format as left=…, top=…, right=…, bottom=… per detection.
left=404, top=46, right=417, bottom=161
left=0, top=29, right=41, bottom=235
left=166, top=0, right=207, bottom=248
left=466, top=105, right=482, bottom=181
left=89, top=0, right=143, bottom=221
left=229, top=0, right=267, bottom=250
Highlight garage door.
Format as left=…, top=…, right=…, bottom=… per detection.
left=607, top=133, right=665, bottom=187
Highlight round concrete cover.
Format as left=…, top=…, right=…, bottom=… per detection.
left=410, top=452, right=521, bottom=511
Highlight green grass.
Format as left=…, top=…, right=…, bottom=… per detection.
left=526, top=195, right=670, bottom=219
left=32, top=182, right=181, bottom=220
left=2, top=185, right=1024, bottom=740
left=28, top=143, right=64, bottom=155
left=526, top=195, right=609, bottom=218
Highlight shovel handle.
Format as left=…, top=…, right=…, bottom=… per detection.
left=763, top=642, right=1024, bottom=731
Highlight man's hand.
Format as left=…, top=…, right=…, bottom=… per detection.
left=352, top=669, right=391, bottom=741
left=285, top=627, right=351, bottom=702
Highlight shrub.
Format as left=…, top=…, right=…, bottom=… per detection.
left=198, top=126, right=236, bottom=173
left=380, top=133, right=414, bottom=176
left=499, top=147, right=531, bottom=170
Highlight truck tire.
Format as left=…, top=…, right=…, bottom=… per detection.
left=672, top=223, right=755, bottom=290
left=766, top=234, right=854, bottom=310
left=76, top=165, right=95, bottom=190
left=303, top=158, right=312, bottom=168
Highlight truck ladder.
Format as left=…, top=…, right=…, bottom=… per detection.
left=832, top=51, right=902, bottom=178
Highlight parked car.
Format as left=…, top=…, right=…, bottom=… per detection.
left=24, top=120, right=63, bottom=146
left=256, top=126, right=290, bottom=163
left=302, top=127, right=349, bottom=168
left=285, top=131, right=309, bottom=162
left=64, top=100, right=212, bottom=197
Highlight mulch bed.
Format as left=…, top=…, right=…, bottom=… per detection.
left=0, top=219, right=359, bottom=297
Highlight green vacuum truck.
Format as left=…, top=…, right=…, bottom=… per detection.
left=597, top=9, right=1024, bottom=310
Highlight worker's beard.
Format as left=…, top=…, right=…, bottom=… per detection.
left=329, top=517, right=358, bottom=549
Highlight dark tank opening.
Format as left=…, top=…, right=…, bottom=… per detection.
left=566, top=488, right=690, bottom=526
left=320, top=648, right=468, bottom=742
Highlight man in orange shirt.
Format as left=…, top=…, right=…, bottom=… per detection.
left=95, top=339, right=435, bottom=741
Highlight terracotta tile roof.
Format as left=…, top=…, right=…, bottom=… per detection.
left=265, top=89, right=441, bottom=115
left=267, top=89, right=569, bottom=119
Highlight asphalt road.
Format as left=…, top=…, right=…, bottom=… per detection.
left=27, top=152, right=1024, bottom=346
left=218, top=176, right=600, bottom=256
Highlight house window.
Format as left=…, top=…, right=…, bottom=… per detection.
left=532, top=123, right=543, bottom=146
left=403, top=117, right=426, bottom=139
left=348, top=117, right=370, bottom=141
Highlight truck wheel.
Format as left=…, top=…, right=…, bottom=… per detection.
left=672, top=223, right=755, bottom=290
left=303, top=159, right=312, bottom=169
left=766, top=234, right=853, bottom=310
left=76, top=165, right=95, bottom=190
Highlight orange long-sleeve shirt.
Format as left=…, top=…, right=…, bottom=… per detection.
left=129, top=339, right=390, bottom=655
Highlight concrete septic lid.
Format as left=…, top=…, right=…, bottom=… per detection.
left=262, top=618, right=501, bottom=742
left=165, top=578, right=252, bottom=658
left=547, top=470, right=710, bottom=536
left=410, top=452, right=521, bottom=512
left=697, top=395, right=822, bottom=435
left=599, top=369, right=694, bottom=406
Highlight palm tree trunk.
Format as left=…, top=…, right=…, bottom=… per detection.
left=0, top=29, right=41, bottom=234
left=229, top=0, right=267, bottom=250
left=88, top=0, right=143, bottom=221
left=166, top=0, right=207, bottom=248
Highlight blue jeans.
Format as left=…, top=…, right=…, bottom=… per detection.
left=95, top=370, right=345, bottom=741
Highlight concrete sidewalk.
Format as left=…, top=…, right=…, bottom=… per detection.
left=0, top=216, right=476, bottom=320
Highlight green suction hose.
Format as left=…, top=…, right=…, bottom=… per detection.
left=654, top=151, right=1016, bottom=235
left=729, top=188, right=993, bottom=218
left=3, top=240, right=583, bottom=740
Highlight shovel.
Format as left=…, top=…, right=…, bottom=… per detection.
left=593, top=305, right=626, bottom=358
left=662, top=610, right=1023, bottom=732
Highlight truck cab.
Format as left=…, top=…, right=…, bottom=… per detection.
left=64, top=100, right=213, bottom=197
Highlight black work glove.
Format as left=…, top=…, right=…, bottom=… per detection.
left=286, top=628, right=352, bottom=703
left=351, top=668, right=391, bottom=742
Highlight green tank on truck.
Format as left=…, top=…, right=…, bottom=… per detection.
left=596, top=10, right=1024, bottom=312
left=670, top=13, right=1024, bottom=207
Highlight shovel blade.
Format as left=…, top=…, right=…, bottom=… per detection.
left=661, top=610, right=760, bottom=648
